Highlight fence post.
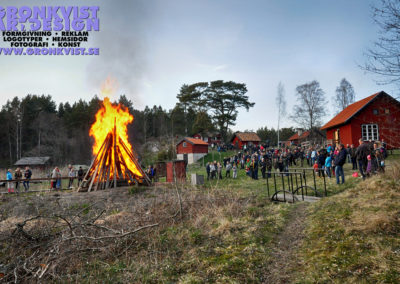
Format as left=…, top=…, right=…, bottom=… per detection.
left=313, top=170, right=317, bottom=196
left=300, top=173, right=304, bottom=201
left=290, top=173, right=294, bottom=203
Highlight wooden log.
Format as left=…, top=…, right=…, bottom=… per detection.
left=119, top=138, right=151, bottom=185
left=113, top=119, right=117, bottom=189
left=117, top=146, right=133, bottom=182
left=87, top=135, right=110, bottom=192
left=105, top=150, right=112, bottom=189
left=94, top=137, right=112, bottom=191
left=77, top=133, right=110, bottom=191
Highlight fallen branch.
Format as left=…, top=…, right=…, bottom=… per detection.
left=62, top=223, right=159, bottom=241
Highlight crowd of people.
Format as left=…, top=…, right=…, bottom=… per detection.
left=5, top=166, right=32, bottom=193
left=205, top=138, right=388, bottom=185
left=5, top=164, right=86, bottom=193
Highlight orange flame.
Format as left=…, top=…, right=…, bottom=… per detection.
left=89, top=97, right=142, bottom=178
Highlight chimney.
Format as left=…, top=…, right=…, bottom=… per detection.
left=297, top=128, right=303, bottom=136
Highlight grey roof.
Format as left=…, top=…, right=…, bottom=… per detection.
left=14, top=156, right=51, bottom=166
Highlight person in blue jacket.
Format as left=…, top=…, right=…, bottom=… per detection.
left=6, top=169, right=14, bottom=193
left=325, top=154, right=332, bottom=178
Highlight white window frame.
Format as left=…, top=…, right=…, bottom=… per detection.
left=183, top=142, right=187, bottom=147
left=361, top=124, right=379, bottom=141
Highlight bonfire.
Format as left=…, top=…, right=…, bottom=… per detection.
left=78, top=97, right=150, bottom=192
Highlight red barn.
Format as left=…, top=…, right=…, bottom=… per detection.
left=231, top=132, right=261, bottom=149
left=321, top=91, right=400, bottom=149
left=176, top=137, right=209, bottom=164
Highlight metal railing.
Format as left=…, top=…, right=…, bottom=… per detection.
left=266, top=168, right=327, bottom=202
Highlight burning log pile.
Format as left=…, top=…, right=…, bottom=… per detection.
left=78, top=97, right=150, bottom=192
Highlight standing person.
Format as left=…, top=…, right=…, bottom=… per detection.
left=266, top=153, right=272, bottom=178
left=260, top=158, right=266, bottom=179
left=313, top=161, right=319, bottom=174
left=232, top=163, right=237, bottom=179
left=6, top=169, right=14, bottom=193
left=217, top=162, right=223, bottom=180
left=68, top=166, right=76, bottom=189
left=300, top=149, right=305, bottom=167
left=381, top=139, right=388, bottom=158
left=346, top=144, right=351, bottom=163
left=51, top=167, right=58, bottom=190
left=350, top=144, right=357, bottom=170
left=77, top=166, right=84, bottom=186
left=325, top=154, right=332, bottom=178
left=210, top=162, right=216, bottom=179
left=14, top=168, right=22, bottom=193
left=253, top=156, right=259, bottom=180
left=311, top=148, right=317, bottom=165
left=355, top=139, right=369, bottom=180
left=282, top=153, right=289, bottom=176
left=56, top=167, right=62, bottom=189
left=317, top=150, right=326, bottom=178
left=206, top=162, right=211, bottom=180
left=334, top=144, right=347, bottom=185
left=23, top=166, right=32, bottom=191
left=225, top=161, right=232, bottom=178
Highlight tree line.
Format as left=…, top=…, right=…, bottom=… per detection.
left=0, top=76, right=358, bottom=167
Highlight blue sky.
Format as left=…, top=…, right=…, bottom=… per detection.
left=0, top=0, right=397, bottom=131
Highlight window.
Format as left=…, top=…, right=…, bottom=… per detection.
left=373, top=109, right=378, bottom=115
left=183, top=142, right=187, bottom=147
left=385, top=108, right=390, bottom=114
left=362, top=124, right=379, bottom=141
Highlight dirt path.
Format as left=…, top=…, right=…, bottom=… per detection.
left=263, top=202, right=309, bottom=283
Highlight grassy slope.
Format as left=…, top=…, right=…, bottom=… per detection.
left=73, top=189, right=293, bottom=283
left=188, top=150, right=362, bottom=197
left=294, top=160, right=400, bottom=283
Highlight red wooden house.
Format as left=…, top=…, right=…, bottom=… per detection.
left=320, top=91, right=400, bottom=149
left=231, top=132, right=261, bottom=149
left=288, top=130, right=310, bottom=145
left=176, top=137, right=209, bottom=164
left=193, top=132, right=222, bottom=146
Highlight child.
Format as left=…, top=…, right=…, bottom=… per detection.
left=325, top=154, right=332, bottom=178
left=6, top=169, right=14, bottom=193
left=313, top=162, right=319, bottom=173
left=232, top=164, right=237, bottom=179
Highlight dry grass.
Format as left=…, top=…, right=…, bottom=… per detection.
left=0, top=183, right=292, bottom=283
left=294, top=162, right=400, bottom=283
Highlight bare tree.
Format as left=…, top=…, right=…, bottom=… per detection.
left=275, top=82, right=286, bottom=147
left=290, top=80, right=326, bottom=130
left=363, top=0, right=400, bottom=87
left=334, top=78, right=355, bottom=112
